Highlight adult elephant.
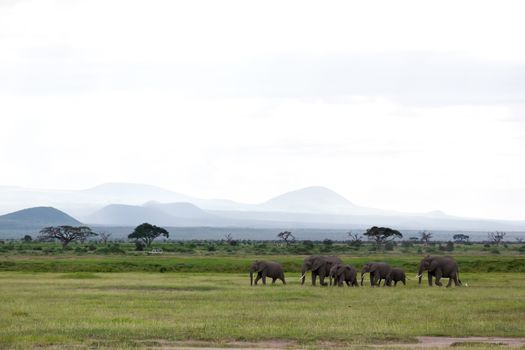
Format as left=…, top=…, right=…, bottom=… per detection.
left=329, top=264, right=359, bottom=287
left=300, top=255, right=342, bottom=286
left=361, top=262, right=392, bottom=287
left=249, top=261, right=286, bottom=286
left=417, top=255, right=461, bottom=287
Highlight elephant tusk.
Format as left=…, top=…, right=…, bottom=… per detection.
left=416, top=274, right=422, bottom=278
left=299, top=273, right=306, bottom=280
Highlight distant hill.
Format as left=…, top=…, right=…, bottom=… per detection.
left=81, top=183, right=193, bottom=204
left=258, top=186, right=358, bottom=214
left=86, top=203, right=238, bottom=227
left=0, top=207, right=81, bottom=229
left=1, top=183, right=524, bottom=232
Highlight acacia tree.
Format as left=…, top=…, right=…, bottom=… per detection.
left=224, top=233, right=238, bottom=246
left=277, top=231, right=295, bottom=246
left=128, top=223, right=169, bottom=247
left=347, top=231, right=362, bottom=247
left=453, top=233, right=470, bottom=244
left=39, top=226, right=97, bottom=247
left=419, top=231, right=433, bottom=246
left=363, top=226, right=402, bottom=249
left=98, top=232, right=112, bottom=245
left=488, top=231, right=506, bottom=246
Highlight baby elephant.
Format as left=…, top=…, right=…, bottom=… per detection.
left=329, top=264, right=359, bottom=287
left=387, top=267, right=406, bottom=286
left=249, top=260, right=286, bottom=286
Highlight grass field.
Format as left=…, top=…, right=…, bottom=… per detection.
left=1, top=269, right=525, bottom=349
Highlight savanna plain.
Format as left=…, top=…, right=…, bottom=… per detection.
left=1, top=243, right=525, bottom=349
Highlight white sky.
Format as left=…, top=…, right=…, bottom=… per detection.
left=1, top=0, right=525, bottom=220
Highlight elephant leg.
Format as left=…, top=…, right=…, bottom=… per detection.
left=262, top=273, right=267, bottom=285
left=394, top=280, right=398, bottom=286
left=427, top=271, right=433, bottom=287
left=312, top=272, right=317, bottom=286
left=453, top=275, right=460, bottom=287
left=319, top=272, right=328, bottom=286
left=446, top=277, right=453, bottom=288
left=434, top=270, right=443, bottom=287
left=281, top=277, right=286, bottom=285
left=371, top=273, right=377, bottom=287
left=272, top=277, right=276, bottom=285
left=254, top=273, right=261, bottom=285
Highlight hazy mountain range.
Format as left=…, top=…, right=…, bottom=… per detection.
left=0, top=183, right=524, bottom=232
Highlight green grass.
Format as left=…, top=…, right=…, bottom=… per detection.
left=1, top=254, right=525, bottom=273
left=0, top=271, right=524, bottom=349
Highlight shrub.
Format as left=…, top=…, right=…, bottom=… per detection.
left=384, top=242, right=394, bottom=251
left=135, top=241, right=145, bottom=251
left=97, top=243, right=126, bottom=254
left=207, top=245, right=216, bottom=252
left=490, top=248, right=500, bottom=254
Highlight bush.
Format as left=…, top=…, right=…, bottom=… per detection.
left=384, top=242, right=394, bottom=251
left=401, top=241, right=413, bottom=248
left=207, top=245, right=216, bottom=252
left=445, top=241, right=454, bottom=252
left=97, top=243, right=126, bottom=254
left=518, top=245, right=525, bottom=254
left=135, top=241, right=145, bottom=251
left=74, top=246, right=87, bottom=254
left=490, top=248, right=500, bottom=254
left=302, top=240, right=314, bottom=249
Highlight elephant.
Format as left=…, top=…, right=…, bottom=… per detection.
left=387, top=267, right=406, bottom=286
left=329, top=264, right=359, bottom=287
left=360, top=262, right=392, bottom=287
left=300, top=255, right=342, bottom=286
left=249, top=260, right=286, bottom=286
left=417, top=255, right=461, bottom=287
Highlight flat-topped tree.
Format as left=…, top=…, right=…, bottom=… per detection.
left=363, top=226, right=402, bottom=249
left=277, top=231, right=295, bottom=246
left=38, top=226, right=96, bottom=247
left=128, top=223, right=169, bottom=247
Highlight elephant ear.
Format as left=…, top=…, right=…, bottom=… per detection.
left=312, top=258, right=325, bottom=271
left=257, top=263, right=267, bottom=273
left=428, top=259, right=440, bottom=272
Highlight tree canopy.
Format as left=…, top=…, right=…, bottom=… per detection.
left=277, top=231, right=295, bottom=245
left=453, top=233, right=470, bottom=243
left=128, top=223, right=169, bottom=247
left=363, top=226, right=402, bottom=247
left=38, top=226, right=96, bottom=247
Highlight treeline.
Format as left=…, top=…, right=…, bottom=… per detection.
left=1, top=238, right=524, bottom=256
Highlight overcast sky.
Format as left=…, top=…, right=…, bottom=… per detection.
left=1, top=0, right=525, bottom=220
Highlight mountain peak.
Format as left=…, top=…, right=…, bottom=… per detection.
left=260, top=186, right=356, bottom=214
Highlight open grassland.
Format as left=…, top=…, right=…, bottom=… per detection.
left=1, top=254, right=525, bottom=274
left=1, top=270, right=524, bottom=349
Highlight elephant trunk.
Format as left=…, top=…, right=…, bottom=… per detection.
left=250, top=271, right=253, bottom=286
left=417, top=263, right=424, bottom=285
left=300, top=265, right=307, bottom=285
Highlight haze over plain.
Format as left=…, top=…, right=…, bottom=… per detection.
left=1, top=0, right=525, bottom=221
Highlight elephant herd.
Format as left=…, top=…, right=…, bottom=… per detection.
left=249, top=255, right=462, bottom=287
